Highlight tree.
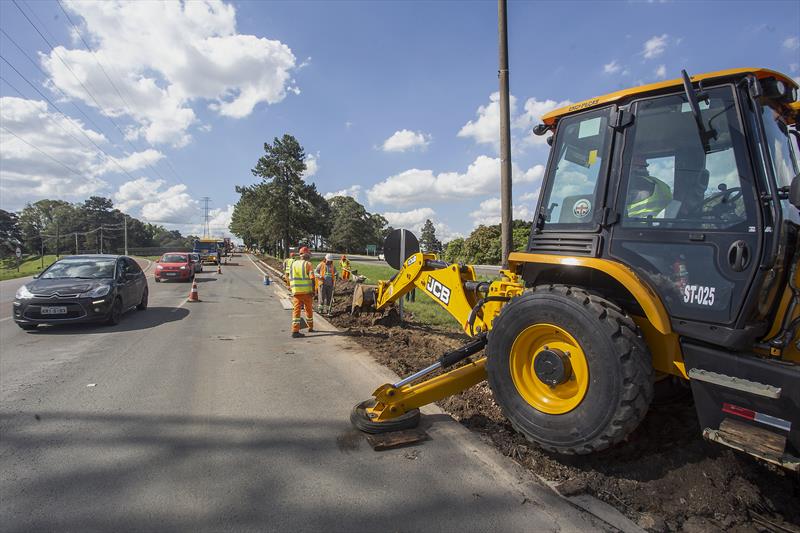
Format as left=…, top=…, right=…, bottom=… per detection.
left=443, top=237, right=465, bottom=264
left=419, top=219, right=442, bottom=253
left=232, top=135, right=330, bottom=256
left=328, top=196, right=370, bottom=253
left=0, top=210, right=21, bottom=258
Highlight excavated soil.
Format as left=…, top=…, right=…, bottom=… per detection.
left=261, top=257, right=799, bottom=532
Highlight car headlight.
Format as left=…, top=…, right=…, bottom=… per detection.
left=156, top=264, right=163, bottom=269
left=180, top=265, right=187, bottom=270
left=81, top=285, right=111, bottom=298
left=15, top=285, right=33, bottom=299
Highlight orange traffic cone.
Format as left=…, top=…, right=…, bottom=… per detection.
left=188, top=280, right=200, bottom=302
left=217, top=263, right=222, bottom=274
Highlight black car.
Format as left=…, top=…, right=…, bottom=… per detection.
left=13, top=255, right=149, bottom=330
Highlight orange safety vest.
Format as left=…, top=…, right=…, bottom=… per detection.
left=316, top=261, right=336, bottom=283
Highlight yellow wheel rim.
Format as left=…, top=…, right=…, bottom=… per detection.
left=509, top=323, right=589, bottom=414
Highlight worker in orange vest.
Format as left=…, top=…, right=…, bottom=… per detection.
left=315, top=253, right=336, bottom=314
left=289, top=246, right=314, bottom=338
left=339, top=255, right=351, bottom=281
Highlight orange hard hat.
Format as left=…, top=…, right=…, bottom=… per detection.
left=289, top=252, right=295, bottom=257
left=341, top=255, right=346, bottom=260
left=298, top=246, right=310, bottom=255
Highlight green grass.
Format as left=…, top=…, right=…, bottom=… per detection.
left=0, top=255, right=59, bottom=281
left=351, top=261, right=462, bottom=331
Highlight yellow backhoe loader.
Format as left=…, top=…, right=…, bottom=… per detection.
left=351, top=68, right=800, bottom=470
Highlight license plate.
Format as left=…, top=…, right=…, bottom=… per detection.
left=166, top=272, right=178, bottom=277
left=42, top=306, right=67, bottom=315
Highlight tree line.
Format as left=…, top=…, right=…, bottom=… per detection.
left=230, top=134, right=533, bottom=264
left=0, top=196, right=196, bottom=259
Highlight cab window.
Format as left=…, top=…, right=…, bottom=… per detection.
left=619, top=86, right=756, bottom=231
left=760, top=104, right=798, bottom=189
left=539, top=108, right=611, bottom=227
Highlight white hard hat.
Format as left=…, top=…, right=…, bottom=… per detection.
left=325, top=253, right=332, bottom=261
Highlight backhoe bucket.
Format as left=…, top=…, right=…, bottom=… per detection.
left=351, top=284, right=377, bottom=315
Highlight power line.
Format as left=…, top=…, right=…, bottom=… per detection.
left=1, top=125, right=84, bottom=177
left=52, top=0, right=180, bottom=187
left=0, top=57, right=148, bottom=183
left=10, top=0, right=174, bottom=187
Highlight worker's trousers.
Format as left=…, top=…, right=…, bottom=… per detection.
left=341, top=270, right=350, bottom=281
left=292, top=293, right=314, bottom=333
left=319, top=283, right=334, bottom=308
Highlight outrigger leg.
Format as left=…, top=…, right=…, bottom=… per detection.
left=351, top=335, right=489, bottom=433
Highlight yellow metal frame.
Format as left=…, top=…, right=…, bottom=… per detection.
left=365, top=358, right=488, bottom=420
left=541, top=68, right=798, bottom=126
left=508, top=252, right=672, bottom=334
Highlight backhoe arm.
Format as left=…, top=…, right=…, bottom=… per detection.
left=362, top=252, right=524, bottom=336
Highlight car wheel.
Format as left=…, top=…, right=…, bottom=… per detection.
left=137, top=287, right=148, bottom=311
left=155, top=277, right=161, bottom=283
left=106, top=297, right=123, bottom=325
left=18, top=323, right=37, bottom=331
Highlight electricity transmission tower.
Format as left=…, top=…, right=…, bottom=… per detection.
left=201, top=197, right=211, bottom=238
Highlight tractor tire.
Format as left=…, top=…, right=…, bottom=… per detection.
left=486, top=285, right=653, bottom=455
left=350, top=399, right=421, bottom=434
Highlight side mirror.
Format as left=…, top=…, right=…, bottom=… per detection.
left=791, top=173, right=800, bottom=209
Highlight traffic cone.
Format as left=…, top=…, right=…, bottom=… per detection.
left=188, top=280, right=200, bottom=302
left=217, top=263, right=222, bottom=274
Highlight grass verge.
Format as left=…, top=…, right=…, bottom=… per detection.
left=0, top=255, right=59, bottom=281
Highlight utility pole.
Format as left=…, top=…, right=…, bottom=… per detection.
left=498, top=0, right=513, bottom=268
left=201, top=197, right=211, bottom=238
left=55, top=219, right=60, bottom=259
left=124, top=215, right=128, bottom=256
left=100, top=225, right=103, bottom=254
left=40, top=234, right=44, bottom=268
left=75, top=232, right=79, bottom=255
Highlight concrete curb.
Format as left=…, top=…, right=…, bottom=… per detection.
left=246, top=254, right=644, bottom=533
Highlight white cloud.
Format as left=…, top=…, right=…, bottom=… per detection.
left=642, top=34, right=669, bottom=59
left=603, top=60, right=621, bottom=74
left=113, top=177, right=198, bottom=223
left=0, top=96, right=157, bottom=210
left=655, top=64, right=667, bottom=79
left=514, top=97, right=572, bottom=147
left=469, top=191, right=540, bottom=227
left=367, top=155, right=544, bottom=206
left=459, top=93, right=569, bottom=152
left=458, top=92, right=517, bottom=149
left=783, top=36, right=800, bottom=50
left=381, top=208, right=462, bottom=243
left=97, top=148, right=164, bottom=174
left=207, top=204, right=234, bottom=234
left=324, top=185, right=362, bottom=201
left=381, top=129, right=431, bottom=152
left=303, top=152, right=319, bottom=178
left=45, top=0, right=298, bottom=147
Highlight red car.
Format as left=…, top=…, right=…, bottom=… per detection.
left=154, top=252, right=195, bottom=282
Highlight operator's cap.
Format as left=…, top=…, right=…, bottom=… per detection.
left=325, top=253, right=332, bottom=262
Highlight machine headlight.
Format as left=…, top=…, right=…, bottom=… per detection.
left=81, top=284, right=111, bottom=298
left=15, top=285, right=33, bottom=300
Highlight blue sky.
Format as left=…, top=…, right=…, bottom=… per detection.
left=1, top=0, right=798, bottom=240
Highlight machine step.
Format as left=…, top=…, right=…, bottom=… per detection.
left=688, top=368, right=782, bottom=399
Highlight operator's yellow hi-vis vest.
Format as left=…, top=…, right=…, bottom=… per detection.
left=289, top=259, right=313, bottom=294
left=284, top=257, right=294, bottom=277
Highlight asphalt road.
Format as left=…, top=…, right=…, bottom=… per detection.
left=0, top=255, right=602, bottom=532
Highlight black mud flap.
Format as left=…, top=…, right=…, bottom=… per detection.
left=682, top=340, right=800, bottom=460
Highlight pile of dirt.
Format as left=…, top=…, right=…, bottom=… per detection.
left=263, top=258, right=800, bottom=531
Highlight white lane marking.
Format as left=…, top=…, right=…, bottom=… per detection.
left=0, top=317, right=12, bottom=322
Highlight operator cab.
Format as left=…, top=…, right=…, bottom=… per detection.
left=529, top=68, right=799, bottom=350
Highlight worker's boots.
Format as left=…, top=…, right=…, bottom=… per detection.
left=291, top=331, right=304, bottom=338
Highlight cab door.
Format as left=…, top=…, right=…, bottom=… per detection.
left=608, top=85, right=762, bottom=329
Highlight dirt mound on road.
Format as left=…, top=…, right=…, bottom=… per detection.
left=263, top=258, right=800, bottom=531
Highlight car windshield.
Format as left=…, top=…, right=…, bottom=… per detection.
left=40, top=259, right=115, bottom=279
left=162, top=254, right=187, bottom=263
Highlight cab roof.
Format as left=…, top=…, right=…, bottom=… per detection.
left=541, top=68, right=798, bottom=126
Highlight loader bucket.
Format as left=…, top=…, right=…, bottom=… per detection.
left=351, top=284, right=377, bottom=315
